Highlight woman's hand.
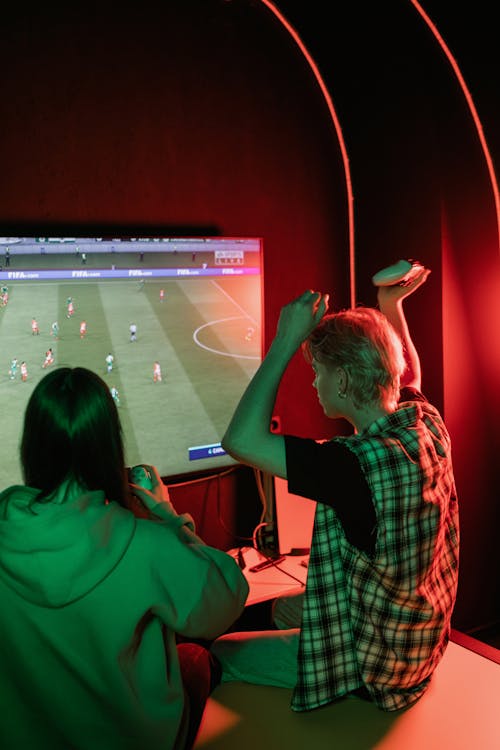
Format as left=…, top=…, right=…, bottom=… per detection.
left=128, top=464, right=177, bottom=518
left=127, top=463, right=203, bottom=543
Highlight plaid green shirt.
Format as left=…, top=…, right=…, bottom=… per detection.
left=287, top=395, right=459, bottom=712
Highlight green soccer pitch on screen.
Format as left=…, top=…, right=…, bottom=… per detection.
left=0, top=235, right=264, bottom=486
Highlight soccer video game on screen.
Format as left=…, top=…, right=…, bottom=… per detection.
left=0, top=236, right=264, bottom=488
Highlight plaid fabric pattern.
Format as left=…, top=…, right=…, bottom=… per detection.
left=291, top=398, right=459, bottom=712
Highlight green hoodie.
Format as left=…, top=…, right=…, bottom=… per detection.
left=0, top=484, right=249, bottom=749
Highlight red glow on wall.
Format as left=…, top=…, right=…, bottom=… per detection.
left=258, top=0, right=356, bottom=307
left=411, top=0, right=500, bottom=254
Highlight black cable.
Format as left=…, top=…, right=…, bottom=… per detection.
left=272, top=561, right=307, bottom=586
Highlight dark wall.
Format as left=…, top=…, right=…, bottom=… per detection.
left=1, top=1, right=499, bottom=632
left=168, top=465, right=263, bottom=552
left=0, top=0, right=349, bottom=438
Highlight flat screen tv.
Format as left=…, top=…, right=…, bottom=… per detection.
left=0, top=235, right=264, bottom=488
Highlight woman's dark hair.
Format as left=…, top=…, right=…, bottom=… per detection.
left=20, top=367, right=128, bottom=504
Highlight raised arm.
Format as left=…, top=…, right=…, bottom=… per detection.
left=376, top=264, right=431, bottom=391
left=221, top=290, right=329, bottom=478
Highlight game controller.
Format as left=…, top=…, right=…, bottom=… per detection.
left=128, top=465, right=153, bottom=491
left=371, top=259, right=425, bottom=287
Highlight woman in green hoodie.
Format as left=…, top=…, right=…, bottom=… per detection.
left=0, top=367, right=248, bottom=749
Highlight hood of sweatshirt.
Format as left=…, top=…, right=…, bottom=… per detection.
left=0, top=484, right=135, bottom=607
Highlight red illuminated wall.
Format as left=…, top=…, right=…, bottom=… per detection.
left=273, top=0, right=500, bottom=634
left=1, top=1, right=498, bottom=633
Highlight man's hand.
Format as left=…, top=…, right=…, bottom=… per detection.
left=275, top=290, right=329, bottom=350
left=377, top=266, right=431, bottom=308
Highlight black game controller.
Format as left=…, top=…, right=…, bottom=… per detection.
left=128, top=465, right=153, bottom=491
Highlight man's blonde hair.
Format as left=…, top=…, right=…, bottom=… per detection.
left=303, top=306, right=406, bottom=410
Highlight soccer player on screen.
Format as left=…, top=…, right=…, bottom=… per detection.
left=80, top=321, right=87, bottom=339
left=106, top=353, right=114, bottom=373
left=31, top=318, right=40, bottom=336
left=42, top=349, right=54, bottom=369
left=153, top=361, right=162, bottom=382
left=245, top=326, right=255, bottom=342
left=51, top=321, right=59, bottom=340
left=20, top=362, right=28, bottom=381
left=9, top=358, right=18, bottom=380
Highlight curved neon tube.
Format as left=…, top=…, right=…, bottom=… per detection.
left=258, top=0, right=356, bottom=307
left=259, top=0, right=500, bottom=300
left=411, top=1, right=500, bottom=252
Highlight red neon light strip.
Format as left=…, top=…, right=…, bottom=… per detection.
left=259, top=0, right=357, bottom=307
left=411, top=0, right=500, bottom=251
left=259, top=1, right=500, bottom=302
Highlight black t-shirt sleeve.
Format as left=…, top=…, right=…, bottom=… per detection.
left=283, top=388, right=428, bottom=557
left=284, top=434, right=376, bottom=556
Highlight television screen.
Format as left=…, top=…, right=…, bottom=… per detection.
left=0, top=235, right=264, bottom=487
